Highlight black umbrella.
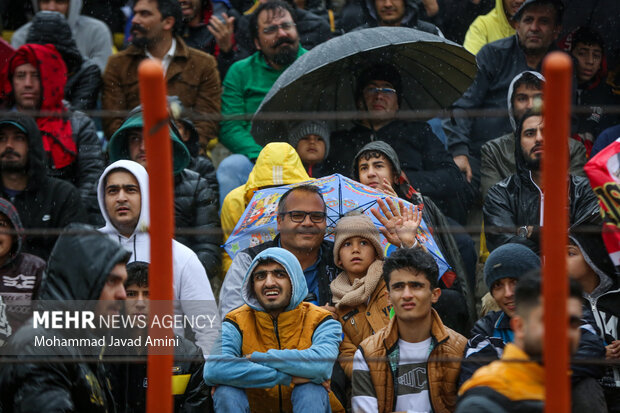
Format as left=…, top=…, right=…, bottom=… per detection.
left=251, top=26, right=477, bottom=145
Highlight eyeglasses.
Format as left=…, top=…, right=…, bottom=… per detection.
left=279, top=210, right=326, bottom=223
left=363, top=87, right=397, bottom=96
left=262, top=21, right=296, bottom=35
left=253, top=269, right=289, bottom=281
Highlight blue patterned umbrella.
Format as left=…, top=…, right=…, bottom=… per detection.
left=224, top=174, right=451, bottom=278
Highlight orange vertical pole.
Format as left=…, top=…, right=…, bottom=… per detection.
left=138, top=59, right=174, bottom=413
left=542, top=52, right=572, bottom=413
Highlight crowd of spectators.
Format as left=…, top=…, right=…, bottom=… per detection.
left=0, top=0, right=619, bottom=411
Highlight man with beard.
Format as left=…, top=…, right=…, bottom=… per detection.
left=443, top=0, right=563, bottom=193
left=483, top=110, right=600, bottom=253
left=0, top=113, right=87, bottom=260
left=217, top=1, right=306, bottom=202
left=102, top=0, right=221, bottom=154
left=456, top=272, right=584, bottom=412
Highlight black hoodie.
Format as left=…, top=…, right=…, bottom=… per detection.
left=483, top=114, right=601, bottom=253
left=0, top=224, right=131, bottom=413
left=570, top=225, right=620, bottom=391
left=0, top=196, right=46, bottom=332
left=0, top=112, right=88, bottom=260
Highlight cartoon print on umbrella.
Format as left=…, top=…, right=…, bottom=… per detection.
left=226, top=174, right=451, bottom=278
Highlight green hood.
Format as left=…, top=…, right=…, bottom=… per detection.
left=107, top=113, right=191, bottom=175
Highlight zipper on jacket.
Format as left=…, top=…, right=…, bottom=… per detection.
left=273, top=316, right=283, bottom=413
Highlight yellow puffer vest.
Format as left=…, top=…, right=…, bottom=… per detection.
left=225, top=302, right=345, bottom=413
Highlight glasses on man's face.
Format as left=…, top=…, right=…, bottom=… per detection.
left=262, top=21, right=296, bottom=35
left=279, top=210, right=326, bottom=223
left=363, top=87, right=397, bottom=97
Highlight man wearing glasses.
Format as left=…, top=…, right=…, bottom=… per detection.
left=217, top=1, right=308, bottom=204
left=220, top=184, right=337, bottom=318
left=326, top=63, right=470, bottom=225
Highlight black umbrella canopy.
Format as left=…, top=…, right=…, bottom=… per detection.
left=251, top=26, right=477, bottom=145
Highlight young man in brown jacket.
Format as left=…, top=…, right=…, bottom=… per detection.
left=352, top=248, right=467, bottom=413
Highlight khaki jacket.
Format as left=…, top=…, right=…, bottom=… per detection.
left=102, top=36, right=221, bottom=151
left=335, top=278, right=391, bottom=378
left=358, top=309, right=466, bottom=413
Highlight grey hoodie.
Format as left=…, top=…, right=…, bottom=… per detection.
left=11, top=0, right=113, bottom=71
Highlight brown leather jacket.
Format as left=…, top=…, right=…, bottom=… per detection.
left=357, top=309, right=466, bottom=413
left=102, top=36, right=221, bottom=151
left=335, top=278, right=391, bottom=378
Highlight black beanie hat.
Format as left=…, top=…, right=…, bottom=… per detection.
left=484, top=243, right=540, bottom=291
left=355, top=63, right=402, bottom=106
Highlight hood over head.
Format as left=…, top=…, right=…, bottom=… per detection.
left=352, top=140, right=402, bottom=179
left=31, top=0, right=83, bottom=30
left=0, top=197, right=24, bottom=266
left=507, top=71, right=545, bottom=130
left=1, top=43, right=67, bottom=112
left=243, top=142, right=310, bottom=204
left=569, top=224, right=618, bottom=297
left=97, top=160, right=150, bottom=237
left=37, top=223, right=131, bottom=301
left=0, top=112, right=47, bottom=187
left=513, top=108, right=543, bottom=174
left=241, top=247, right=308, bottom=313
left=26, top=11, right=83, bottom=74
left=108, top=111, right=191, bottom=175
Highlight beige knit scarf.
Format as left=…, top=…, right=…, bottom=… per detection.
left=331, top=260, right=384, bottom=310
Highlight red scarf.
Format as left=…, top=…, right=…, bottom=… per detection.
left=1, top=44, right=76, bottom=169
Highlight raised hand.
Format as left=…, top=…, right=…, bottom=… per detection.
left=371, top=198, right=421, bottom=248
left=208, top=13, right=235, bottom=53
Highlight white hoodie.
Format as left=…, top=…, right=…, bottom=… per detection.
left=97, top=160, right=218, bottom=355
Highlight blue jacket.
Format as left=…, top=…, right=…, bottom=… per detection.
left=204, top=247, right=342, bottom=388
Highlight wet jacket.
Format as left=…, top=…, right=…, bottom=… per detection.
left=460, top=308, right=607, bottom=386
left=481, top=133, right=587, bottom=198
left=109, top=337, right=210, bottom=413
left=352, top=309, right=467, bottom=413
left=97, top=160, right=218, bottom=355
left=483, top=117, right=600, bottom=253
left=0, top=197, right=46, bottom=332
left=12, top=0, right=112, bottom=71
left=220, top=142, right=310, bottom=272
left=333, top=276, right=391, bottom=378
left=25, top=10, right=102, bottom=111
left=327, top=120, right=468, bottom=221
left=456, top=344, right=544, bottom=413
left=0, top=46, right=106, bottom=225
left=356, top=0, right=440, bottom=34
left=444, top=35, right=555, bottom=162
left=0, top=112, right=88, bottom=260
left=107, top=113, right=222, bottom=276
left=102, top=36, right=221, bottom=152
left=204, top=247, right=343, bottom=412
left=219, top=47, right=307, bottom=159
left=220, top=235, right=338, bottom=317
left=0, top=224, right=131, bottom=413
left=177, top=117, right=219, bottom=196
left=0, top=295, right=9, bottom=346
left=463, top=0, right=515, bottom=55
left=174, top=169, right=222, bottom=276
